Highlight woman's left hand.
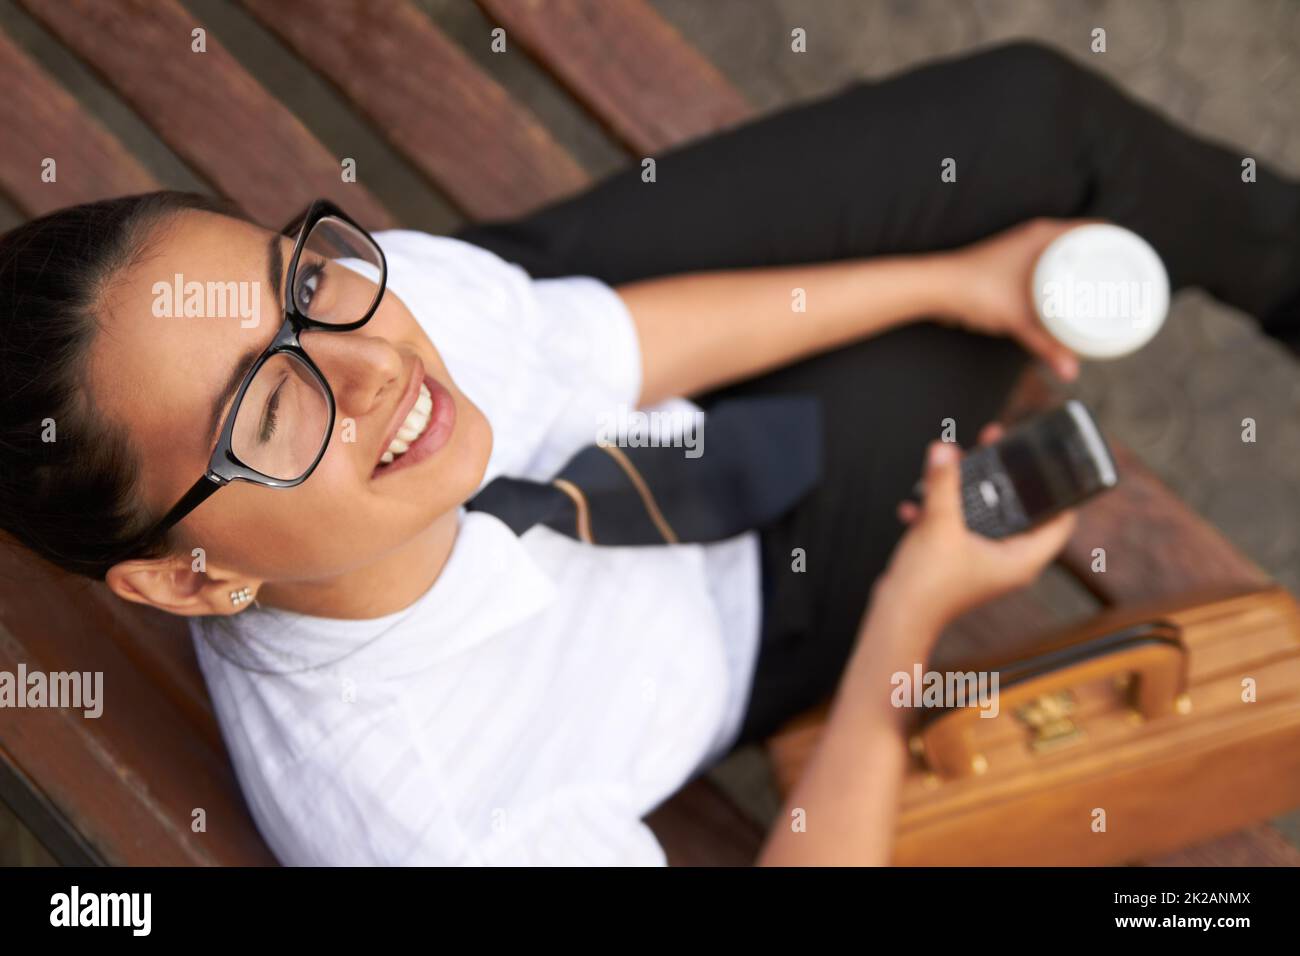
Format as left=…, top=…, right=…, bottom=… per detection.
left=937, top=217, right=1094, bottom=382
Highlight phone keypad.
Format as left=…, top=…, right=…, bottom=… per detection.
left=961, top=449, right=1030, bottom=539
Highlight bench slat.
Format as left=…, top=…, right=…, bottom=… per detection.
left=242, top=0, right=589, bottom=221
left=0, top=30, right=158, bottom=215
left=644, top=777, right=763, bottom=866
left=90, top=589, right=222, bottom=752
left=18, top=0, right=394, bottom=229
left=1059, top=441, right=1271, bottom=605
left=0, top=553, right=275, bottom=864
left=476, top=0, right=753, bottom=157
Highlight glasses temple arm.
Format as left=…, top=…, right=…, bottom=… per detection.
left=148, top=473, right=226, bottom=543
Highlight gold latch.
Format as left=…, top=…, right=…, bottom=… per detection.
left=1014, top=689, right=1084, bottom=752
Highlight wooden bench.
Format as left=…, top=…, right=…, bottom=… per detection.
left=0, top=0, right=1294, bottom=867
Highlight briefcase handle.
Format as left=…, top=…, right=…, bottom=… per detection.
left=916, top=620, right=1187, bottom=780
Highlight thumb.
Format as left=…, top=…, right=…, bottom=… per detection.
left=921, top=441, right=962, bottom=521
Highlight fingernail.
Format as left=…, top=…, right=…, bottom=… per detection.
left=930, top=442, right=956, bottom=466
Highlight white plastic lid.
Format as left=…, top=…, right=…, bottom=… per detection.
left=1032, top=224, right=1169, bottom=359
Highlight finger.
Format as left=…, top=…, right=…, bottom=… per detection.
left=897, top=500, right=920, bottom=524
left=1034, top=217, right=1099, bottom=241
left=1053, top=347, right=1080, bottom=382
left=921, top=441, right=963, bottom=521
left=977, top=422, right=1005, bottom=446
left=1017, top=324, right=1079, bottom=382
left=1002, top=508, right=1079, bottom=567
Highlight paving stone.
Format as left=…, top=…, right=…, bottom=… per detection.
left=1200, top=468, right=1299, bottom=566
left=1193, top=87, right=1291, bottom=165
left=970, top=0, right=1091, bottom=50
left=1171, top=0, right=1297, bottom=95
left=1119, top=62, right=1206, bottom=129
left=1078, top=0, right=1180, bottom=73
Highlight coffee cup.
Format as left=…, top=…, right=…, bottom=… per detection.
left=1032, top=223, right=1170, bottom=359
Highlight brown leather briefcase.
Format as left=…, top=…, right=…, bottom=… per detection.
left=770, top=586, right=1300, bottom=865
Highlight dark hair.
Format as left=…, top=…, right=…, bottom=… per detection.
left=0, top=191, right=243, bottom=580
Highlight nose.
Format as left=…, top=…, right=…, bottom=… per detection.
left=298, top=329, right=404, bottom=418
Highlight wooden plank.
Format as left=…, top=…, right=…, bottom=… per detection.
left=476, top=0, right=753, bottom=155
left=242, top=0, right=589, bottom=221
left=17, top=0, right=394, bottom=229
left=644, top=777, right=763, bottom=866
left=90, top=588, right=222, bottom=752
left=0, top=29, right=158, bottom=216
left=0, top=550, right=275, bottom=865
left=0, top=748, right=102, bottom=865
left=1059, top=441, right=1271, bottom=605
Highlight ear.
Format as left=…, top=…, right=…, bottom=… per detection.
left=105, top=555, right=260, bottom=617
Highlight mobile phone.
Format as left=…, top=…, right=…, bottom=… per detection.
left=915, top=400, right=1119, bottom=539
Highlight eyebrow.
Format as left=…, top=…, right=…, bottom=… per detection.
left=204, top=235, right=285, bottom=448
left=207, top=342, right=264, bottom=450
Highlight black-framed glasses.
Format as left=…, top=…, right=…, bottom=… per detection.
left=141, top=198, right=387, bottom=548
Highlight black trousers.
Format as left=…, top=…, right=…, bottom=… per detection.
left=454, top=41, right=1300, bottom=750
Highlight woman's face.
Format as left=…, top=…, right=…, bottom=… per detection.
left=92, top=209, right=492, bottom=597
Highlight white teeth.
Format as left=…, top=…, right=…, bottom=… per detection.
left=381, top=382, right=434, bottom=466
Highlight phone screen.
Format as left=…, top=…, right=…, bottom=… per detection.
left=999, top=405, right=1115, bottom=519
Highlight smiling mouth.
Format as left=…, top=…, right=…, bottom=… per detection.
left=372, top=371, right=457, bottom=477
left=380, top=381, right=433, bottom=464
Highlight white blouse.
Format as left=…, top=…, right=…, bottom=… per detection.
left=190, top=231, right=763, bottom=865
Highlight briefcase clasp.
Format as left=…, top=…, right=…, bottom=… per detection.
left=1014, top=690, right=1084, bottom=752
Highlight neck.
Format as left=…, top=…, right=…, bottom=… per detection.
left=257, top=509, right=461, bottom=619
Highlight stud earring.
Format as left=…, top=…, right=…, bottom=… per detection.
left=229, top=586, right=253, bottom=608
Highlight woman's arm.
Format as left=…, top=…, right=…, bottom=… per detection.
left=618, top=254, right=952, bottom=406
left=755, top=585, right=934, bottom=866
left=756, top=434, right=1077, bottom=866
left=616, top=218, right=1084, bottom=406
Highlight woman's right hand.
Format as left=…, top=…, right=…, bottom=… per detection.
left=873, top=425, right=1078, bottom=642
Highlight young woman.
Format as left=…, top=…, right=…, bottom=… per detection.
left=1, top=42, right=1296, bottom=865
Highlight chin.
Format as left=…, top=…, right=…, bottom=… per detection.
left=412, top=418, right=493, bottom=519
left=445, top=399, right=493, bottom=493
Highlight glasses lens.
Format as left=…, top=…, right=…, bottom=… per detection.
left=290, top=215, right=384, bottom=325
left=230, top=352, right=331, bottom=480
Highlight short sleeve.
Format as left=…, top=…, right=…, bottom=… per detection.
left=531, top=275, right=643, bottom=413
